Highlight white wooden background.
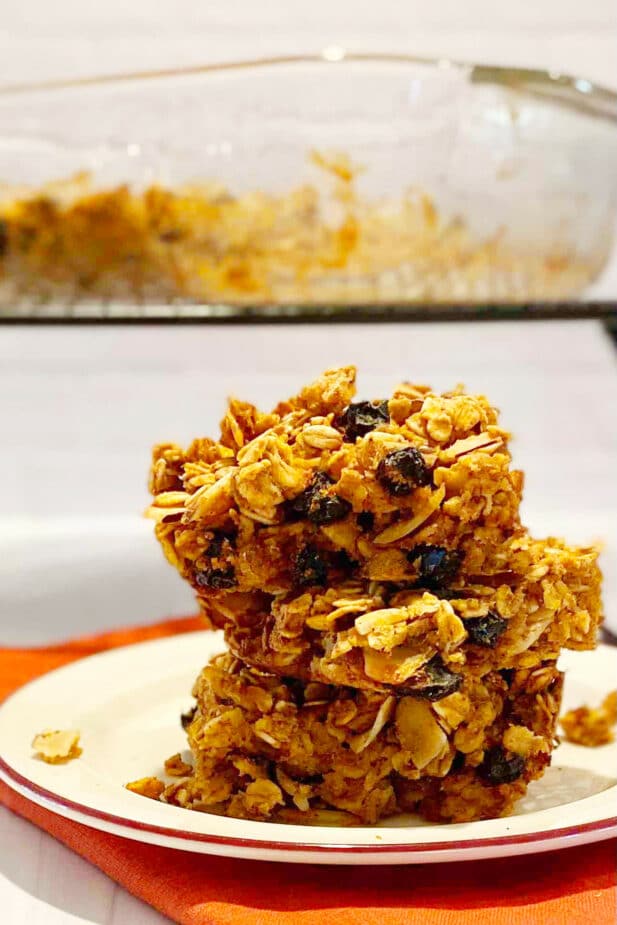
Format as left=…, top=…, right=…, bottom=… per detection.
left=1, top=0, right=617, bottom=88
left=1, top=3, right=617, bottom=923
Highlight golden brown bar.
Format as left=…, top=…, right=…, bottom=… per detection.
left=157, top=653, right=562, bottom=825
left=147, top=367, right=523, bottom=599
left=131, top=366, right=603, bottom=827
left=216, top=533, right=601, bottom=689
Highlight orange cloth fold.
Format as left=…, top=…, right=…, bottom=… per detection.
left=1, top=618, right=615, bottom=925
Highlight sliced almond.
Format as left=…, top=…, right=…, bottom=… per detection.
left=149, top=491, right=190, bottom=508
left=508, top=608, right=555, bottom=654
left=395, top=698, right=449, bottom=769
left=144, top=504, right=185, bottom=522
left=254, top=730, right=281, bottom=748
left=354, top=606, right=409, bottom=636
left=373, top=485, right=445, bottom=545
left=186, top=469, right=235, bottom=519
left=306, top=598, right=377, bottom=631
left=349, top=696, right=395, bottom=753
left=440, top=432, right=503, bottom=462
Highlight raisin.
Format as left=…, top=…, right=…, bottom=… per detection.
left=288, top=471, right=327, bottom=516
left=283, top=677, right=306, bottom=707
left=377, top=447, right=431, bottom=495
left=336, top=400, right=389, bottom=441
left=408, top=545, right=461, bottom=589
left=180, top=705, right=197, bottom=730
left=205, top=529, right=235, bottom=558
left=310, top=493, right=351, bottom=524
left=295, top=772, right=324, bottom=785
left=466, top=612, right=508, bottom=648
left=159, top=228, right=183, bottom=243
left=403, top=656, right=462, bottom=701
left=196, top=531, right=236, bottom=588
left=289, top=471, right=351, bottom=525
left=479, top=746, right=525, bottom=785
left=194, top=565, right=236, bottom=590
left=292, top=546, right=328, bottom=587
left=429, top=588, right=457, bottom=600
left=500, top=668, right=516, bottom=686
left=357, top=511, right=375, bottom=531
left=206, top=536, right=223, bottom=557
left=0, top=219, right=8, bottom=257
left=330, top=549, right=359, bottom=573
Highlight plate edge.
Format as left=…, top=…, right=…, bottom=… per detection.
left=1, top=755, right=616, bottom=856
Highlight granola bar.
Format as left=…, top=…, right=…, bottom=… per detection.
left=147, top=367, right=523, bottom=598
left=134, top=367, right=603, bottom=827
left=156, top=653, right=562, bottom=825
left=215, top=534, right=601, bottom=689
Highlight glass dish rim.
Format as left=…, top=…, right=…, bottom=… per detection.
left=1, top=48, right=615, bottom=121
left=1, top=302, right=615, bottom=325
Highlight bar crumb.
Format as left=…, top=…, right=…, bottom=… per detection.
left=560, top=691, right=617, bottom=747
left=32, top=729, right=81, bottom=764
left=125, top=776, right=166, bottom=800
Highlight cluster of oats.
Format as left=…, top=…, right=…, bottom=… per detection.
left=128, top=366, right=603, bottom=825
left=560, top=690, right=617, bottom=747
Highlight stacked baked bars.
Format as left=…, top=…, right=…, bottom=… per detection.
left=142, top=367, right=602, bottom=824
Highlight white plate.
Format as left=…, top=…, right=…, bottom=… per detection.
left=1, top=631, right=615, bottom=865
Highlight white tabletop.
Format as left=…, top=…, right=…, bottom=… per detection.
left=1, top=3, right=617, bottom=922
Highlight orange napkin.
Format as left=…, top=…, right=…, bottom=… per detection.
left=1, top=618, right=615, bottom=925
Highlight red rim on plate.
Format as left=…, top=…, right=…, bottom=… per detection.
left=1, top=754, right=615, bottom=855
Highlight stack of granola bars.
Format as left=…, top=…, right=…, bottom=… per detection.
left=143, top=367, right=602, bottom=824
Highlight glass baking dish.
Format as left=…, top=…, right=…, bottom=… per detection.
left=1, top=51, right=616, bottom=320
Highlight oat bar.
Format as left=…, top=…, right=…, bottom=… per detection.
left=158, top=653, right=562, bottom=825
left=147, top=367, right=523, bottom=596
left=132, top=367, right=603, bottom=827
left=213, top=534, right=601, bottom=689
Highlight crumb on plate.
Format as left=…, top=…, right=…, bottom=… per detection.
left=125, top=776, right=166, bottom=800
left=31, top=729, right=81, bottom=764
left=560, top=690, right=617, bottom=747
